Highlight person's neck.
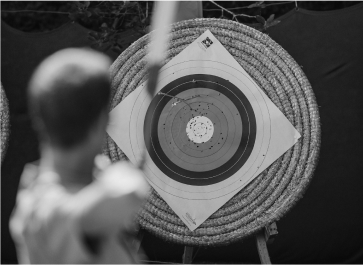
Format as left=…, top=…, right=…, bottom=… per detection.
left=40, top=142, right=96, bottom=187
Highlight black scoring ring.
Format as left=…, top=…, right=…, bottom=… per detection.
left=144, top=74, right=256, bottom=186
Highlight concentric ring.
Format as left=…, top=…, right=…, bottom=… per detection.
left=144, top=74, right=256, bottom=186
left=186, top=115, right=214, bottom=144
left=160, top=90, right=239, bottom=172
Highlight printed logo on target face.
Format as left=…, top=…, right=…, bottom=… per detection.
left=185, top=212, right=196, bottom=225
left=198, top=37, right=214, bottom=51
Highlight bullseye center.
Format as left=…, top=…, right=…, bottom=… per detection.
left=194, top=122, right=207, bottom=136
left=186, top=116, right=214, bottom=144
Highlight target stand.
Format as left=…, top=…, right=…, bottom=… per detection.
left=132, top=222, right=278, bottom=264
left=106, top=18, right=320, bottom=263
left=180, top=223, right=279, bottom=264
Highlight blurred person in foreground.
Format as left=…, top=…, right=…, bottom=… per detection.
left=9, top=48, right=149, bottom=264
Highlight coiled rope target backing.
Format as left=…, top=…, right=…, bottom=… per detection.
left=1, top=83, right=10, bottom=163
left=104, top=18, right=320, bottom=247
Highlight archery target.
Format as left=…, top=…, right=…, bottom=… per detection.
left=128, top=61, right=271, bottom=199
left=107, top=29, right=301, bottom=230
left=145, top=74, right=257, bottom=186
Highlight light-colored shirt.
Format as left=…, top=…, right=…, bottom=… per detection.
left=10, top=159, right=149, bottom=264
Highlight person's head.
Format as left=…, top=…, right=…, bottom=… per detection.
left=28, top=48, right=111, bottom=153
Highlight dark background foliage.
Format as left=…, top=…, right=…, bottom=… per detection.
left=1, top=1, right=153, bottom=54
left=202, top=1, right=359, bottom=19
left=1, top=1, right=360, bottom=53
left=2, top=1, right=360, bottom=32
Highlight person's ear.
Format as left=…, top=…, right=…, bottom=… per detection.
left=99, top=109, right=109, bottom=131
left=92, top=109, right=109, bottom=138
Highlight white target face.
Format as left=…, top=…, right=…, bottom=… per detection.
left=107, top=30, right=300, bottom=230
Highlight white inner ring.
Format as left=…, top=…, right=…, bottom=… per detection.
left=186, top=116, right=214, bottom=144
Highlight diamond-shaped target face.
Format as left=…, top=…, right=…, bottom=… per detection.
left=107, top=30, right=301, bottom=231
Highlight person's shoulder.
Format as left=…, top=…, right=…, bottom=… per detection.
left=10, top=162, right=69, bottom=246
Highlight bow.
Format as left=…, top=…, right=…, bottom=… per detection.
left=138, top=1, right=178, bottom=170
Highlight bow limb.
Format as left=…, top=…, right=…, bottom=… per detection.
left=138, top=1, right=178, bottom=170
